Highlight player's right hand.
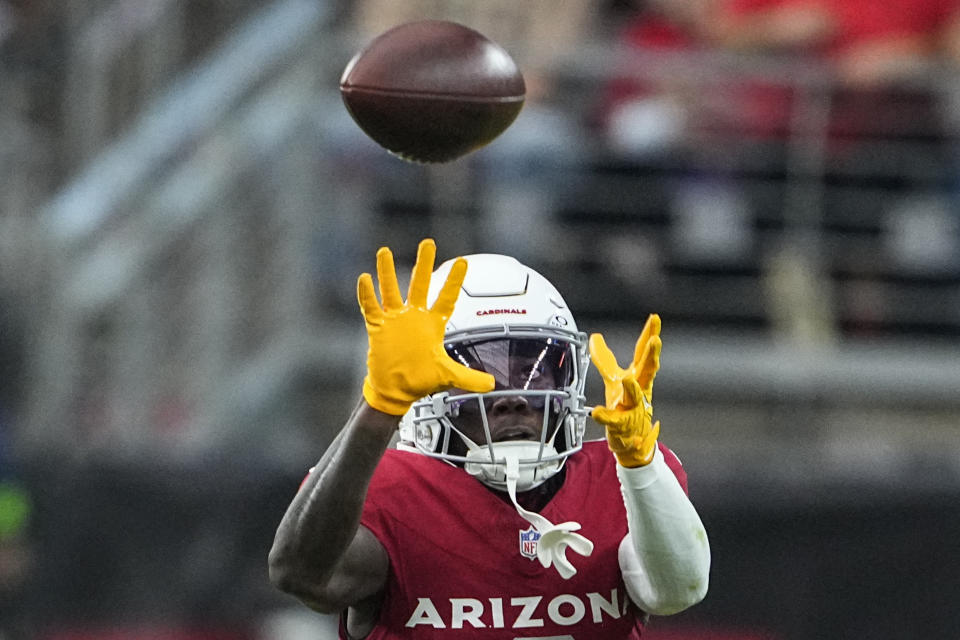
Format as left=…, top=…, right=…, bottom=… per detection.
left=357, top=238, right=495, bottom=415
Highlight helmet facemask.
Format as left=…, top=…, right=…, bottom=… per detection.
left=400, top=326, right=589, bottom=492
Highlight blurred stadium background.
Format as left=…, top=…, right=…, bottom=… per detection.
left=1, top=0, right=959, bottom=638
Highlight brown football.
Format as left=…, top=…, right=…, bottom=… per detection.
left=339, top=20, right=525, bottom=163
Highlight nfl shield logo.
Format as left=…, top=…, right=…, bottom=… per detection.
left=519, top=526, right=541, bottom=560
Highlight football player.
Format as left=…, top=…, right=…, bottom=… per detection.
left=270, top=238, right=710, bottom=639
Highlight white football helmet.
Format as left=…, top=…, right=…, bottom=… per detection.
left=398, top=253, right=590, bottom=492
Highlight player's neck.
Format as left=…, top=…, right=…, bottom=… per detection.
left=496, top=467, right=566, bottom=512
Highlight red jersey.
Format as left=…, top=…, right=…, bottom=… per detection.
left=351, top=440, right=688, bottom=639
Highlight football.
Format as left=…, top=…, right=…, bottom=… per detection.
left=339, top=20, right=526, bottom=163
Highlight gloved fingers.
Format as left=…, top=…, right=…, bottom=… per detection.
left=440, top=358, right=495, bottom=393
left=375, top=246, right=404, bottom=311
left=590, top=405, right=625, bottom=428
left=642, top=420, right=661, bottom=453
left=589, top=405, right=610, bottom=426
left=357, top=273, right=384, bottom=325
left=631, top=314, right=661, bottom=370
left=606, top=432, right=640, bottom=455
left=627, top=423, right=660, bottom=467
left=620, top=376, right=644, bottom=411
left=636, top=335, right=661, bottom=392
left=588, top=333, right=623, bottom=382
left=431, top=257, right=467, bottom=318
left=407, top=238, right=436, bottom=308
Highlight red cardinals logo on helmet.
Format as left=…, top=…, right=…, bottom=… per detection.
left=477, top=308, right=527, bottom=316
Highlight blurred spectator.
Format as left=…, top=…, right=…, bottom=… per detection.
left=715, top=0, right=960, bottom=326
left=595, top=0, right=720, bottom=156
left=712, top=0, right=960, bottom=141
left=710, top=0, right=960, bottom=83
left=601, top=0, right=960, bottom=147
left=597, top=0, right=960, bottom=268
left=594, top=0, right=758, bottom=267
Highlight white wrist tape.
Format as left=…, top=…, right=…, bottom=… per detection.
left=617, top=446, right=711, bottom=615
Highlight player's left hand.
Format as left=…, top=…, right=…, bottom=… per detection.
left=589, top=314, right=662, bottom=468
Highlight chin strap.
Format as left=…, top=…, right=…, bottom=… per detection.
left=504, top=455, right=594, bottom=579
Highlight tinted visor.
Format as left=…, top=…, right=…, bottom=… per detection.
left=445, top=338, right=574, bottom=392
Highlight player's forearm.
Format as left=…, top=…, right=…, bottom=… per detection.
left=617, top=447, right=711, bottom=616
left=268, top=399, right=395, bottom=603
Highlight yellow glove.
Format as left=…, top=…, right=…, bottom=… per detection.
left=357, top=238, right=495, bottom=415
left=589, top=314, right=662, bottom=467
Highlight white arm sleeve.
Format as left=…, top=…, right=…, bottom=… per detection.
left=617, top=446, right=711, bottom=616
